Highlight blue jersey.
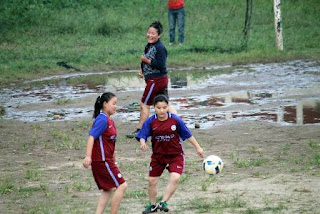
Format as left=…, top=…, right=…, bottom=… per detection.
left=137, top=113, right=192, bottom=155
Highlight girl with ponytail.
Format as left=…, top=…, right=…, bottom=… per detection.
left=83, top=92, right=127, bottom=214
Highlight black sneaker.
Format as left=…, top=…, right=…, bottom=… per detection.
left=126, top=128, right=140, bottom=139
left=142, top=203, right=158, bottom=214
left=159, top=201, right=169, bottom=212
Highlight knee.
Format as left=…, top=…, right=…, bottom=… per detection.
left=172, top=177, right=180, bottom=185
left=171, top=174, right=181, bottom=184
left=120, top=182, right=128, bottom=192
left=148, top=177, right=158, bottom=187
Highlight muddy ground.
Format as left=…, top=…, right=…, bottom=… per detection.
left=0, top=60, right=319, bottom=213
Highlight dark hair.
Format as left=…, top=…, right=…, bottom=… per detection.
left=149, top=21, right=163, bottom=35
left=153, top=94, right=169, bottom=106
left=93, top=92, right=116, bottom=118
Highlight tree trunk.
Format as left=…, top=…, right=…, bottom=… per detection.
left=242, top=0, right=253, bottom=50
left=274, top=0, right=283, bottom=50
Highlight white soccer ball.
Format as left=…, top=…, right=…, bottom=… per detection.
left=203, top=155, right=224, bottom=175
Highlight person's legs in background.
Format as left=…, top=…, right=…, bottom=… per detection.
left=177, top=8, right=185, bottom=44
left=168, top=9, right=177, bottom=44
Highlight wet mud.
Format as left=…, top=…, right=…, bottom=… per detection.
left=0, top=60, right=319, bottom=128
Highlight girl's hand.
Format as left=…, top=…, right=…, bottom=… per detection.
left=83, top=156, right=92, bottom=168
left=140, top=141, right=149, bottom=151
left=196, top=147, right=204, bottom=158
left=138, top=70, right=144, bottom=78
left=141, top=55, right=151, bottom=65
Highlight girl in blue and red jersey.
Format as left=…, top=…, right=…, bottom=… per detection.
left=83, top=92, right=127, bottom=214
left=134, top=21, right=177, bottom=136
left=136, top=94, right=204, bottom=214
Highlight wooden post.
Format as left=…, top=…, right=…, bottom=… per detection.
left=274, top=0, right=283, bottom=50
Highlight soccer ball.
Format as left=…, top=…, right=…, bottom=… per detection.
left=203, top=155, right=224, bottom=175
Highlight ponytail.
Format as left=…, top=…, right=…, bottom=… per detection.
left=93, top=92, right=116, bottom=118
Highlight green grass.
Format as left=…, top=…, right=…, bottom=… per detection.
left=124, top=190, right=148, bottom=199
left=1, top=0, right=319, bottom=86
left=0, top=179, right=15, bottom=195
left=182, top=195, right=246, bottom=213
left=25, top=169, right=42, bottom=181
left=51, top=129, right=84, bottom=150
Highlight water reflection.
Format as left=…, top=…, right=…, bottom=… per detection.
left=0, top=60, right=319, bottom=127
left=178, top=100, right=320, bottom=128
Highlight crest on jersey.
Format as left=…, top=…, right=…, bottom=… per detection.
left=117, top=173, right=122, bottom=178
left=171, top=125, right=177, bottom=131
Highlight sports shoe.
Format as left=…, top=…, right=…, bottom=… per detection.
left=142, top=203, right=158, bottom=214
left=126, top=128, right=140, bottom=139
left=159, top=201, right=169, bottom=212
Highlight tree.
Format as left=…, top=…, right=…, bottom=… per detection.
left=274, top=0, right=283, bottom=50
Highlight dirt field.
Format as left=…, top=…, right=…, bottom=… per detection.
left=0, top=61, right=319, bottom=213
left=0, top=115, right=319, bottom=213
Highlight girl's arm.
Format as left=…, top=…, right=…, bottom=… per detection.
left=83, top=135, right=94, bottom=168
left=141, top=55, right=151, bottom=65
left=187, top=136, right=204, bottom=157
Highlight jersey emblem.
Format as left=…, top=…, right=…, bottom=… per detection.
left=171, top=125, right=177, bottom=131
left=149, top=166, right=153, bottom=171
left=117, top=173, right=122, bottom=178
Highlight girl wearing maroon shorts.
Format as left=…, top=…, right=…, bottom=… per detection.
left=83, top=92, right=127, bottom=214
left=135, top=21, right=176, bottom=135
left=136, top=94, right=204, bottom=213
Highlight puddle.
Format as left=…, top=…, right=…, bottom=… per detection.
left=0, top=60, right=319, bottom=127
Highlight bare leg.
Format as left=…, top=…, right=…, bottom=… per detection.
left=96, top=190, right=112, bottom=214
left=137, top=102, right=150, bottom=129
left=162, top=172, right=180, bottom=202
left=110, top=182, right=128, bottom=214
left=148, top=176, right=160, bottom=204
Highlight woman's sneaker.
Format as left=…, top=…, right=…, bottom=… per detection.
left=159, top=201, right=169, bottom=212
left=142, top=203, right=158, bottom=214
left=126, top=128, right=140, bottom=139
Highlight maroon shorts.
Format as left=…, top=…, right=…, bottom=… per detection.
left=149, top=153, right=185, bottom=177
left=91, top=160, right=125, bottom=190
left=141, top=76, right=169, bottom=106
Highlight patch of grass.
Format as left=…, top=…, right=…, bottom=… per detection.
left=179, top=172, right=190, bottom=184
left=263, top=203, right=288, bottom=213
left=0, top=105, right=5, bottom=116
left=201, top=175, right=216, bottom=191
left=18, top=186, right=42, bottom=194
left=73, top=119, right=91, bottom=131
left=71, top=182, right=91, bottom=192
left=124, top=190, right=148, bottom=199
left=51, top=129, right=83, bottom=150
left=243, top=208, right=262, bottom=214
left=25, top=169, right=42, bottom=181
left=56, top=98, right=72, bottom=105
left=183, top=195, right=246, bottom=213
left=26, top=203, right=63, bottom=214
left=0, top=179, right=15, bottom=195
left=308, top=140, right=320, bottom=167
left=234, top=157, right=268, bottom=169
